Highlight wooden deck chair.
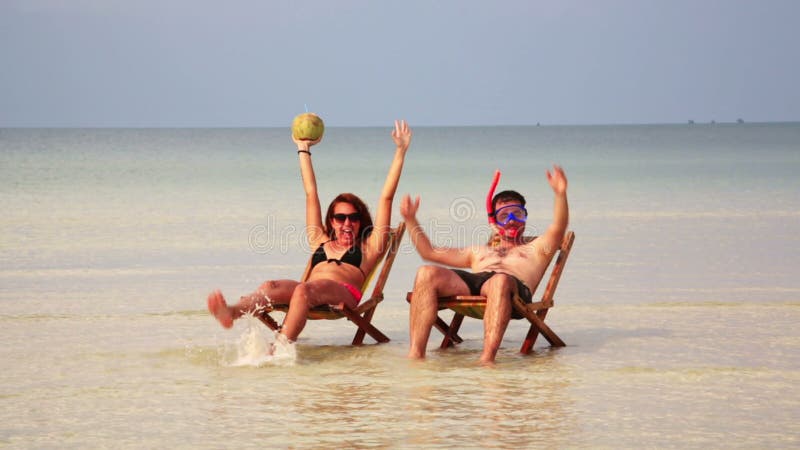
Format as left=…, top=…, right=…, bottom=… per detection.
left=257, top=222, right=405, bottom=345
left=406, top=231, right=574, bottom=354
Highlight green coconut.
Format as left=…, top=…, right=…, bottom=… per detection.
left=291, top=113, right=325, bottom=141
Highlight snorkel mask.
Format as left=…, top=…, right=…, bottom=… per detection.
left=486, top=170, right=526, bottom=239
left=494, top=204, right=528, bottom=226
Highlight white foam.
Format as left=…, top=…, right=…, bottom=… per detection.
left=271, top=332, right=297, bottom=361
left=229, top=312, right=296, bottom=367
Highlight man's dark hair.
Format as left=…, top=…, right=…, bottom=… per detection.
left=492, top=190, right=526, bottom=212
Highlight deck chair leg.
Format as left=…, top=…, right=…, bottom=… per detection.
left=514, top=299, right=565, bottom=353
left=519, top=312, right=565, bottom=353
left=257, top=311, right=281, bottom=332
left=342, top=307, right=390, bottom=344
left=351, top=306, right=377, bottom=345
left=440, top=313, right=465, bottom=349
left=521, top=322, right=540, bottom=354
left=434, top=314, right=464, bottom=346
left=531, top=309, right=565, bottom=348
left=433, top=316, right=450, bottom=336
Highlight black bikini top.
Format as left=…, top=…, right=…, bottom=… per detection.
left=310, top=242, right=365, bottom=277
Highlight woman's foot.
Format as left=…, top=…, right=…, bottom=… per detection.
left=207, top=290, right=234, bottom=328
left=270, top=332, right=296, bottom=359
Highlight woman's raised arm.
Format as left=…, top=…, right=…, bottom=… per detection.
left=367, top=120, right=412, bottom=251
left=295, top=136, right=326, bottom=247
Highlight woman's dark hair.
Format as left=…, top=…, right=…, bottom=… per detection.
left=492, top=190, right=526, bottom=212
left=324, top=193, right=374, bottom=242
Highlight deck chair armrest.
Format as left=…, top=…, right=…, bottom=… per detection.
left=526, top=299, right=553, bottom=310
left=354, top=294, right=383, bottom=315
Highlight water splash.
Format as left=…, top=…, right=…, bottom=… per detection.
left=229, top=306, right=296, bottom=367
left=271, top=332, right=297, bottom=361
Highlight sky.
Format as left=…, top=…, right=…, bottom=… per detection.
left=1, top=0, right=799, bottom=127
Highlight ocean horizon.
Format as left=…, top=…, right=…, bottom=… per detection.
left=3, top=119, right=798, bottom=129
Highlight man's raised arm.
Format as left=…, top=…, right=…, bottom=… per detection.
left=540, top=165, right=569, bottom=255
left=400, top=194, right=472, bottom=268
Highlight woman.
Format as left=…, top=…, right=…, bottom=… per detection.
left=208, top=120, right=412, bottom=347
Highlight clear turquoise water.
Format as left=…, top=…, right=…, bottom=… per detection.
left=1, top=124, right=799, bottom=448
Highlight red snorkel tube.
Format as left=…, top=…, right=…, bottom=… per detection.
left=486, top=169, right=521, bottom=239
left=486, top=170, right=504, bottom=236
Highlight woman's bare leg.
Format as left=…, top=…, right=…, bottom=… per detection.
left=279, top=279, right=359, bottom=342
left=207, top=279, right=300, bottom=328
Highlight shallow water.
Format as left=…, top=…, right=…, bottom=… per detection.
left=1, top=125, right=799, bottom=447
left=3, top=302, right=798, bottom=448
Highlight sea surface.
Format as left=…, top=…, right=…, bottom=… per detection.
left=1, top=123, right=799, bottom=448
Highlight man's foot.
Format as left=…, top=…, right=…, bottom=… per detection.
left=407, top=350, right=425, bottom=360
left=207, top=290, right=234, bottom=328
left=478, top=357, right=497, bottom=367
left=479, top=351, right=498, bottom=366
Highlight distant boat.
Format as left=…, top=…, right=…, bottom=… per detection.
left=737, top=118, right=744, bottom=124
left=688, top=120, right=695, bottom=124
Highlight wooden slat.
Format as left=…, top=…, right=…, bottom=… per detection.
left=352, top=222, right=405, bottom=345
left=367, top=222, right=405, bottom=302
left=518, top=231, right=574, bottom=352
left=341, top=307, right=390, bottom=343
left=440, top=313, right=465, bottom=349
left=540, top=231, right=574, bottom=305
left=432, top=315, right=464, bottom=344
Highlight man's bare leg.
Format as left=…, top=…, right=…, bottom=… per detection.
left=480, top=274, right=515, bottom=364
left=408, top=266, right=470, bottom=359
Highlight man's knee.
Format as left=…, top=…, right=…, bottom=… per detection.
left=414, top=265, right=446, bottom=288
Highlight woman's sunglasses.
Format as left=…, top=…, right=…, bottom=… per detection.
left=332, top=213, right=361, bottom=223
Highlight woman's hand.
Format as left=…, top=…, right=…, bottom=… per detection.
left=293, top=135, right=322, bottom=152
left=391, top=120, right=412, bottom=152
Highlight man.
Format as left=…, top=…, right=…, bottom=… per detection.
left=400, top=165, right=568, bottom=364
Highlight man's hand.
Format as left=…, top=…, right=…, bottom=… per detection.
left=400, top=194, right=420, bottom=222
left=546, top=165, right=568, bottom=195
